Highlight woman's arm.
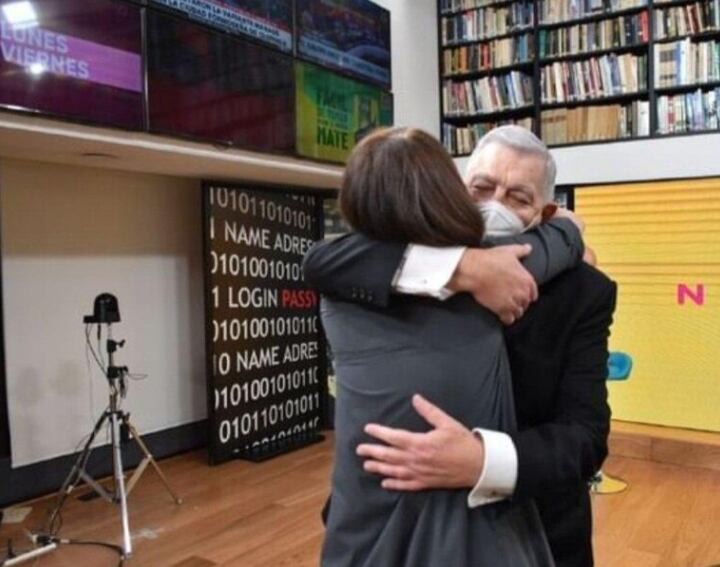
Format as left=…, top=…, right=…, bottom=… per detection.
left=302, top=218, right=584, bottom=316
left=487, top=218, right=585, bottom=285
left=303, top=233, right=405, bottom=308
left=303, top=233, right=538, bottom=320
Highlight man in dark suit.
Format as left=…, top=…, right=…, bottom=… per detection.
left=304, top=126, right=616, bottom=567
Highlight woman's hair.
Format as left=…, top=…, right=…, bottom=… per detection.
left=339, top=127, right=485, bottom=247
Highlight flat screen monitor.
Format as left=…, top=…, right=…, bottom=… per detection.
left=149, top=0, right=293, bottom=53
left=296, top=61, right=393, bottom=163
left=0, top=0, right=143, bottom=129
left=296, top=0, right=391, bottom=90
left=147, top=10, right=295, bottom=153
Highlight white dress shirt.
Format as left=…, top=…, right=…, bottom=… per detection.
left=392, top=244, right=519, bottom=508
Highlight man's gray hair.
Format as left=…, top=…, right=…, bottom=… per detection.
left=470, top=125, right=557, bottom=203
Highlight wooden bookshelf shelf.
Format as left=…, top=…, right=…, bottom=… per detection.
left=654, top=0, right=707, bottom=7
left=538, top=5, right=648, bottom=30
left=443, top=26, right=534, bottom=48
left=655, top=81, right=720, bottom=95
left=440, top=0, right=513, bottom=17
left=443, top=60, right=533, bottom=81
left=540, top=43, right=648, bottom=64
left=443, top=105, right=535, bottom=122
left=654, top=29, right=720, bottom=44
left=437, top=0, right=720, bottom=156
left=541, top=91, right=649, bottom=110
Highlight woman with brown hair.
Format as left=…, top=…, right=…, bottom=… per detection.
left=319, top=127, right=580, bottom=566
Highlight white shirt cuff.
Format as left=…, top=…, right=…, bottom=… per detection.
left=392, top=245, right=466, bottom=300
left=467, top=428, right=518, bottom=508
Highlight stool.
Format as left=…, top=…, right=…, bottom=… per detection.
left=590, top=352, right=632, bottom=495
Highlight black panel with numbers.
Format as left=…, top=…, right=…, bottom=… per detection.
left=203, top=182, right=326, bottom=465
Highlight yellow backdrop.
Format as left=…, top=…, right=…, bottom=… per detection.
left=576, top=178, right=720, bottom=432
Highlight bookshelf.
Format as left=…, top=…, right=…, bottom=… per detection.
left=438, top=0, right=720, bottom=156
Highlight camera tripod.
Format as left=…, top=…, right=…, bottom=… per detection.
left=39, top=326, right=182, bottom=559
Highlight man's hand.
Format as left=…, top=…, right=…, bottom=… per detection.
left=357, top=395, right=484, bottom=491
left=447, top=245, right=538, bottom=324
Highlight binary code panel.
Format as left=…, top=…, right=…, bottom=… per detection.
left=203, top=183, right=326, bottom=465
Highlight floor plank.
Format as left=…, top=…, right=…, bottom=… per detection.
left=3, top=435, right=720, bottom=566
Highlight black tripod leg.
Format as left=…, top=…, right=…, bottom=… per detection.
left=43, top=411, right=109, bottom=535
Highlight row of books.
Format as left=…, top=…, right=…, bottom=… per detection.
left=657, top=88, right=720, bottom=133
left=540, top=101, right=649, bottom=144
left=444, top=91, right=720, bottom=147
left=654, top=2, right=720, bottom=40
left=442, top=118, right=534, bottom=155
left=443, top=72, right=534, bottom=116
left=440, top=0, right=521, bottom=15
left=443, top=34, right=534, bottom=76
left=538, top=0, right=647, bottom=25
left=655, top=39, right=720, bottom=88
left=441, top=4, right=534, bottom=45
left=538, top=11, right=649, bottom=59
left=541, top=54, right=648, bottom=103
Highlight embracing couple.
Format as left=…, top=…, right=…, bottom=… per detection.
left=304, top=126, right=617, bottom=567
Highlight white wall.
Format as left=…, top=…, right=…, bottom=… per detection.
left=1, top=158, right=206, bottom=467
left=551, top=134, right=720, bottom=185
left=375, top=0, right=440, bottom=137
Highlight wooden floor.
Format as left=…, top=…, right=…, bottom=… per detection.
left=3, top=434, right=720, bottom=567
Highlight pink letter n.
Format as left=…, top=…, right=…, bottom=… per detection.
left=677, top=284, right=705, bottom=306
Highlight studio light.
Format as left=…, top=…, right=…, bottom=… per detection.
left=28, top=63, right=45, bottom=76
left=1, top=1, right=38, bottom=28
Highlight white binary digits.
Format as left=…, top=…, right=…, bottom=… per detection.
left=212, top=316, right=319, bottom=342
left=208, top=185, right=323, bottom=451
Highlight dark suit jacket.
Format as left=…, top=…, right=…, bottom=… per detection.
left=304, top=234, right=617, bottom=567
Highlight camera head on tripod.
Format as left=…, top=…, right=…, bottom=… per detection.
left=83, top=293, right=129, bottom=387
left=83, top=293, right=120, bottom=325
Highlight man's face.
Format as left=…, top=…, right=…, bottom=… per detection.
left=464, top=143, right=552, bottom=227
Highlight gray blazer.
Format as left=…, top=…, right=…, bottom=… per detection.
left=320, top=220, right=583, bottom=567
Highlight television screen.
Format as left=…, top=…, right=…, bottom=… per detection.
left=296, top=62, right=393, bottom=163
left=296, top=0, right=391, bottom=90
left=0, top=0, right=143, bottom=129
left=147, top=10, right=295, bottom=152
left=150, top=0, right=293, bottom=53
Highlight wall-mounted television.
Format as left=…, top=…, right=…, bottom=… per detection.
left=149, top=0, right=293, bottom=53
left=0, top=0, right=143, bottom=129
left=147, top=10, right=295, bottom=153
left=296, top=0, right=391, bottom=91
left=295, top=61, right=393, bottom=163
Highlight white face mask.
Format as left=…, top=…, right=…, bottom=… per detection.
left=478, top=200, right=526, bottom=237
